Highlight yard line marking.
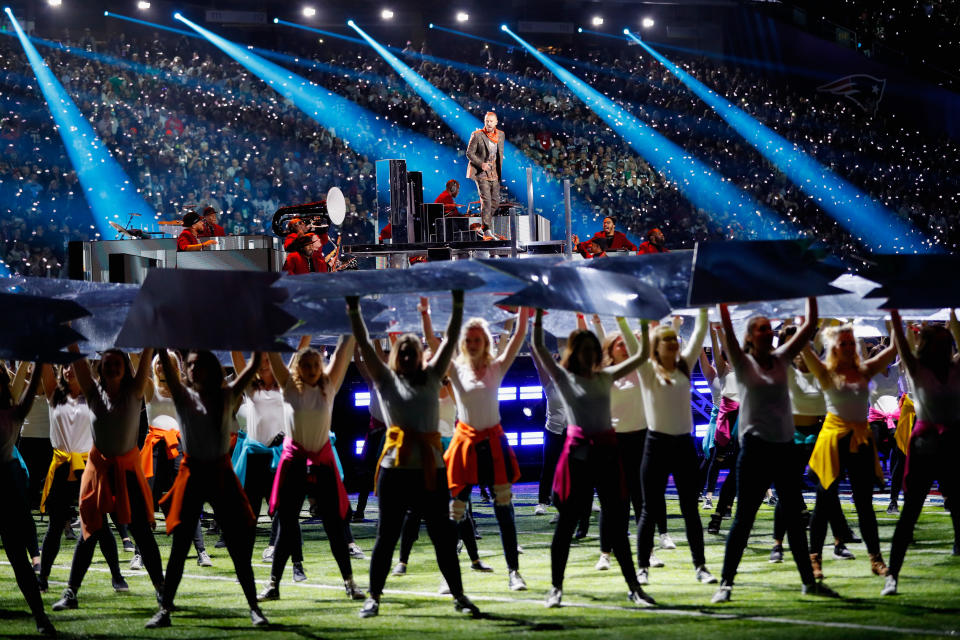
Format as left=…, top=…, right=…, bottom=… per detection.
left=19, top=562, right=958, bottom=637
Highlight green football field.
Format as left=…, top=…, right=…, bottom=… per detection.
left=3, top=484, right=959, bottom=639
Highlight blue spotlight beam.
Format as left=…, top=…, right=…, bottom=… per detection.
left=4, top=8, right=155, bottom=240
left=428, top=24, right=514, bottom=48
left=501, top=25, right=794, bottom=240
left=347, top=21, right=593, bottom=238
left=626, top=31, right=931, bottom=253
left=172, top=14, right=464, bottom=201
left=273, top=18, right=366, bottom=46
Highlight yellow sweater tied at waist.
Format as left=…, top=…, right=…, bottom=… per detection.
left=375, top=426, right=443, bottom=494
left=41, top=449, right=88, bottom=513
left=896, top=394, right=916, bottom=455
left=809, top=413, right=884, bottom=490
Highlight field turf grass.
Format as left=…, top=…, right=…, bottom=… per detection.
left=2, top=483, right=959, bottom=639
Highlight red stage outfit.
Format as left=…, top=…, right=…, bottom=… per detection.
left=580, top=230, right=637, bottom=254
left=636, top=241, right=669, bottom=255
left=177, top=229, right=199, bottom=252
left=434, top=190, right=459, bottom=214
left=198, top=222, right=225, bottom=238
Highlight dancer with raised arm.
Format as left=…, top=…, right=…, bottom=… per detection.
left=0, top=361, right=55, bottom=636
left=710, top=299, right=839, bottom=602
left=145, top=349, right=266, bottom=628
left=257, top=335, right=364, bottom=602
left=591, top=317, right=671, bottom=572
left=348, top=290, right=480, bottom=618
left=634, top=308, right=718, bottom=589
left=445, top=308, right=529, bottom=590
left=37, top=363, right=126, bottom=593
left=803, top=324, right=897, bottom=578
left=53, top=348, right=164, bottom=613
left=882, top=309, right=960, bottom=595
left=533, top=310, right=654, bottom=608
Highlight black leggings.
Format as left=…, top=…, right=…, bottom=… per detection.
left=68, top=471, right=164, bottom=592
left=454, top=438, right=519, bottom=572
left=637, top=431, right=706, bottom=569
left=245, top=453, right=300, bottom=561
left=809, top=432, right=882, bottom=556
left=271, top=460, right=352, bottom=582
left=772, top=436, right=852, bottom=542
left=551, top=442, right=636, bottom=589
left=160, top=468, right=257, bottom=611
left=40, top=463, right=122, bottom=581
left=703, top=442, right=737, bottom=497
left=355, top=422, right=386, bottom=516
left=720, top=436, right=814, bottom=585
left=399, top=501, right=480, bottom=564
left=599, top=430, right=666, bottom=553
left=369, top=467, right=463, bottom=598
left=0, top=460, right=47, bottom=624
left=888, top=431, right=960, bottom=578
left=146, top=448, right=204, bottom=554
left=539, top=429, right=566, bottom=505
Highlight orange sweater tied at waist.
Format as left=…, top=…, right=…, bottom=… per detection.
left=375, top=426, right=444, bottom=494
left=444, top=421, right=521, bottom=498
left=159, top=454, right=255, bottom=534
left=896, top=394, right=916, bottom=454
left=140, top=425, right=181, bottom=479
left=808, top=413, right=884, bottom=490
left=78, top=446, right=154, bottom=539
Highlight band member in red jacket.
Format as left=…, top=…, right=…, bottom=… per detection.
left=284, top=234, right=322, bottom=275
left=434, top=180, right=461, bottom=215
left=177, top=211, right=216, bottom=252
left=198, top=207, right=226, bottom=238
left=575, top=216, right=636, bottom=257
left=636, top=228, right=669, bottom=254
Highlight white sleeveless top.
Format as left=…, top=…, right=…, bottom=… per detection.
left=438, top=393, right=457, bottom=439
left=246, top=387, right=287, bottom=445
left=720, top=369, right=740, bottom=402
left=449, top=360, right=504, bottom=430
left=610, top=370, right=647, bottom=433
left=283, top=378, right=334, bottom=452
left=824, top=377, right=870, bottom=422
left=49, top=395, right=94, bottom=453
left=147, top=391, right=180, bottom=433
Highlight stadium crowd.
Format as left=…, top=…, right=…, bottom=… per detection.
left=1, top=21, right=959, bottom=277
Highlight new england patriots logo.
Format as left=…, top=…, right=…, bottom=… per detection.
left=817, top=74, right=886, bottom=115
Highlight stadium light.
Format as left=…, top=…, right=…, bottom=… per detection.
left=172, top=13, right=466, bottom=201
left=591, top=16, right=603, bottom=26
left=137, top=1, right=151, bottom=9
left=47, top=0, right=62, bottom=6
left=500, top=24, right=507, bottom=31
left=456, top=11, right=469, bottom=22
left=380, top=8, right=393, bottom=20
left=625, top=30, right=931, bottom=253
left=642, top=17, right=655, bottom=28
left=302, top=6, right=315, bottom=18
left=501, top=24, right=795, bottom=240
left=4, top=8, right=156, bottom=240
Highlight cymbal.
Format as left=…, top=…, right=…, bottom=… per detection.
left=109, top=221, right=144, bottom=238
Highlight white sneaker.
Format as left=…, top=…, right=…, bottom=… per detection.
left=595, top=553, right=611, bottom=571
left=438, top=578, right=451, bottom=595
left=591, top=501, right=601, bottom=513
left=129, top=554, right=143, bottom=571
left=261, top=546, right=275, bottom=561
left=703, top=497, right=714, bottom=511
left=648, top=552, right=665, bottom=568
left=534, top=504, right=548, bottom=516
left=696, top=565, right=718, bottom=584
left=881, top=575, right=898, bottom=596
left=508, top=570, right=527, bottom=591
left=636, top=567, right=649, bottom=585
left=545, top=587, right=562, bottom=608
left=659, top=533, right=677, bottom=550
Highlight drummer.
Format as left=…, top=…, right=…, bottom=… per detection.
left=198, top=207, right=226, bottom=238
